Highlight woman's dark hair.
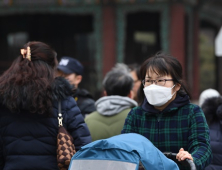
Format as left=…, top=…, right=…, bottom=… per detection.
left=102, top=70, right=133, bottom=96
left=0, top=41, right=57, bottom=115
left=138, top=52, right=190, bottom=105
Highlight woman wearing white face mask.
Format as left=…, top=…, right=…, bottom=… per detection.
left=121, top=52, right=212, bottom=170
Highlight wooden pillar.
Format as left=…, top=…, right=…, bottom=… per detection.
left=102, top=6, right=116, bottom=77
left=170, top=3, right=185, bottom=72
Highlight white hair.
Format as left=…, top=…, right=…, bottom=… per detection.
left=111, top=63, right=130, bottom=73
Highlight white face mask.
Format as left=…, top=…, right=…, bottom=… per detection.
left=143, top=84, right=175, bottom=106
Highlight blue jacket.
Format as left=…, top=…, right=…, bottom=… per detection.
left=205, top=122, right=222, bottom=170
left=202, top=97, right=222, bottom=170
left=0, top=77, right=92, bottom=170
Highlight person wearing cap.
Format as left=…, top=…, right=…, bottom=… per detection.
left=57, top=56, right=96, bottom=118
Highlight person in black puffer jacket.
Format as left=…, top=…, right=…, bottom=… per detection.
left=201, top=94, right=222, bottom=170
left=0, top=41, right=92, bottom=170
left=57, top=56, right=96, bottom=118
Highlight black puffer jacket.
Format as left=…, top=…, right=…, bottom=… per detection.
left=0, top=77, right=92, bottom=170
left=73, top=88, right=96, bottom=118
left=202, top=96, right=222, bottom=170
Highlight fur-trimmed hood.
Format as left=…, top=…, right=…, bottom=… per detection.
left=51, top=76, right=73, bottom=101
left=201, top=96, right=222, bottom=125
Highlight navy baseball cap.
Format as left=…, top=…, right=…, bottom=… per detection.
left=57, top=56, right=84, bottom=75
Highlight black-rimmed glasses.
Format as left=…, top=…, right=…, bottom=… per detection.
left=142, top=79, right=174, bottom=87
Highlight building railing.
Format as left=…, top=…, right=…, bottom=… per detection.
left=0, top=0, right=101, bottom=6
left=0, top=0, right=198, bottom=7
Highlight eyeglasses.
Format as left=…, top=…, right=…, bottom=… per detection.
left=142, top=79, right=174, bottom=87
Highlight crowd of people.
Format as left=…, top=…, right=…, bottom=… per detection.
left=0, top=41, right=221, bottom=170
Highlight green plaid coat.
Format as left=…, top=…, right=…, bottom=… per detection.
left=122, top=94, right=212, bottom=170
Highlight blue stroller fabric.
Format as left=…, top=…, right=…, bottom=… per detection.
left=69, top=133, right=179, bottom=170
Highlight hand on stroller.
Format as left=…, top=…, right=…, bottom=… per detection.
left=176, top=148, right=193, bottom=161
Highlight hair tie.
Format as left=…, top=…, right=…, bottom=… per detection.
left=20, top=46, right=31, bottom=61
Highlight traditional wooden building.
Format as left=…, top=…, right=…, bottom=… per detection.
left=0, top=0, right=221, bottom=100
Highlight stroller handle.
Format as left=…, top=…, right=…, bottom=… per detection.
left=163, top=152, right=196, bottom=170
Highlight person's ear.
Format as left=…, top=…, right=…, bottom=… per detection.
left=127, top=90, right=134, bottom=99
left=56, top=70, right=64, bottom=77
left=75, top=75, right=82, bottom=85
left=175, top=83, right=181, bottom=92
left=103, top=90, right=107, bottom=96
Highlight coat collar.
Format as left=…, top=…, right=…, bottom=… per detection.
left=141, top=94, right=190, bottom=114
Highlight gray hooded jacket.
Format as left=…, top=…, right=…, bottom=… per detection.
left=85, top=95, right=137, bottom=141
